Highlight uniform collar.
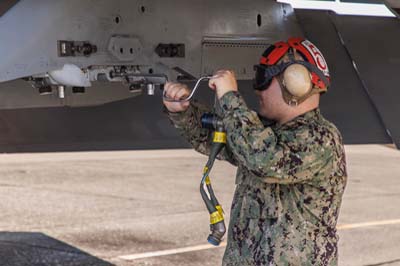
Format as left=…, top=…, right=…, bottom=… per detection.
left=273, top=108, right=321, bottom=131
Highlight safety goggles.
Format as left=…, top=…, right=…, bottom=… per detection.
left=253, top=63, right=290, bottom=91
left=253, top=60, right=326, bottom=91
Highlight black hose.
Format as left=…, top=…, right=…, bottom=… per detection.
left=199, top=139, right=226, bottom=246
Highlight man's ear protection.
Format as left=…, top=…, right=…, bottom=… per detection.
left=253, top=38, right=330, bottom=106
left=281, top=64, right=312, bottom=97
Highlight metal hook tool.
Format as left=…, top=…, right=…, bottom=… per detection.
left=163, top=76, right=213, bottom=102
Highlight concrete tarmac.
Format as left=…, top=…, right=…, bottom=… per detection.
left=0, top=145, right=399, bottom=266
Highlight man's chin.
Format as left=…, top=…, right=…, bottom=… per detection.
left=258, top=109, right=273, bottom=120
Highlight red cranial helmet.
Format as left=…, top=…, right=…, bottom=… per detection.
left=254, top=37, right=330, bottom=105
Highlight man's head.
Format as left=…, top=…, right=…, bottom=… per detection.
left=255, top=76, right=320, bottom=123
left=253, top=37, right=330, bottom=123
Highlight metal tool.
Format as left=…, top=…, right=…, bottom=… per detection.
left=162, top=76, right=213, bottom=102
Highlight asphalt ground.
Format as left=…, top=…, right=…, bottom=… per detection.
left=0, top=145, right=399, bottom=266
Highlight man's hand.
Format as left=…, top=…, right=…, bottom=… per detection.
left=209, top=70, right=238, bottom=99
left=163, top=82, right=191, bottom=113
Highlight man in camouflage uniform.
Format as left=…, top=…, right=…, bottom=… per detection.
left=163, top=37, right=347, bottom=266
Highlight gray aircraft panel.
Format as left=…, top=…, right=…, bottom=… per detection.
left=294, top=10, right=392, bottom=145
left=330, top=15, right=400, bottom=147
left=0, top=0, right=302, bottom=83
left=0, top=79, right=138, bottom=109
left=0, top=0, right=303, bottom=109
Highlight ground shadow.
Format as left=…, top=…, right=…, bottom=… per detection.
left=0, top=232, right=113, bottom=266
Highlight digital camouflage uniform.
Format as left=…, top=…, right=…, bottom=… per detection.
left=167, top=91, right=347, bottom=266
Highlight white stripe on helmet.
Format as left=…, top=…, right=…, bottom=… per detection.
left=301, top=40, right=329, bottom=77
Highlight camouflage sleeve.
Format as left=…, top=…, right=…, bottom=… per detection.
left=165, top=101, right=237, bottom=165
left=219, top=91, right=334, bottom=184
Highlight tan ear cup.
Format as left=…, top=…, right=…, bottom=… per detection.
left=282, top=64, right=312, bottom=97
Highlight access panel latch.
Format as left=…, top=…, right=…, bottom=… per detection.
left=58, top=40, right=97, bottom=57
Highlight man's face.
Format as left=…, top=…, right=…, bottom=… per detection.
left=255, top=77, right=284, bottom=120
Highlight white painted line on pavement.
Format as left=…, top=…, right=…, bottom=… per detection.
left=116, top=219, right=400, bottom=261
left=337, top=219, right=400, bottom=230
left=117, top=242, right=227, bottom=261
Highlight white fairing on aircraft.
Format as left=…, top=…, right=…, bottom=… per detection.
left=48, top=64, right=91, bottom=87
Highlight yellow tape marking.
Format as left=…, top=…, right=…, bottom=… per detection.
left=203, top=166, right=211, bottom=184
left=203, top=166, right=208, bottom=174
left=213, top=132, right=227, bottom=143
left=210, top=211, right=224, bottom=224
left=216, top=205, right=224, bottom=215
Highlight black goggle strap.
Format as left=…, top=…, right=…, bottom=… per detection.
left=293, top=61, right=330, bottom=88
left=254, top=61, right=330, bottom=90
left=253, top=64, right=284, bottom=90
left=253, top=62, right=290, bottom=90
left=255, top=63, right=289, bottom=76
left=253, top=65, right=269, bottom=90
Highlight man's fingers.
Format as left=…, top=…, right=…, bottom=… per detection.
left=163, top=82, right=192, bottom=112
left=169, top=85, right=188, bottom=100
left=212, top=69, right=235, bottom=78
left=214, top=69, right=226, bottom=75
left=213, top=70, right=230, bottom=76
left=167, top=84, right=180, bottom=99
left=164, top=82, right=176, bottom=98
left=164, top=83, right=190, bottom=101
left=208, top=79, right=216, bottom=90
left=164, top=82, right=176, bottom=94
left=175, top=88, right=190, bottom=100
left=164, top=83, right=182, bottom=98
